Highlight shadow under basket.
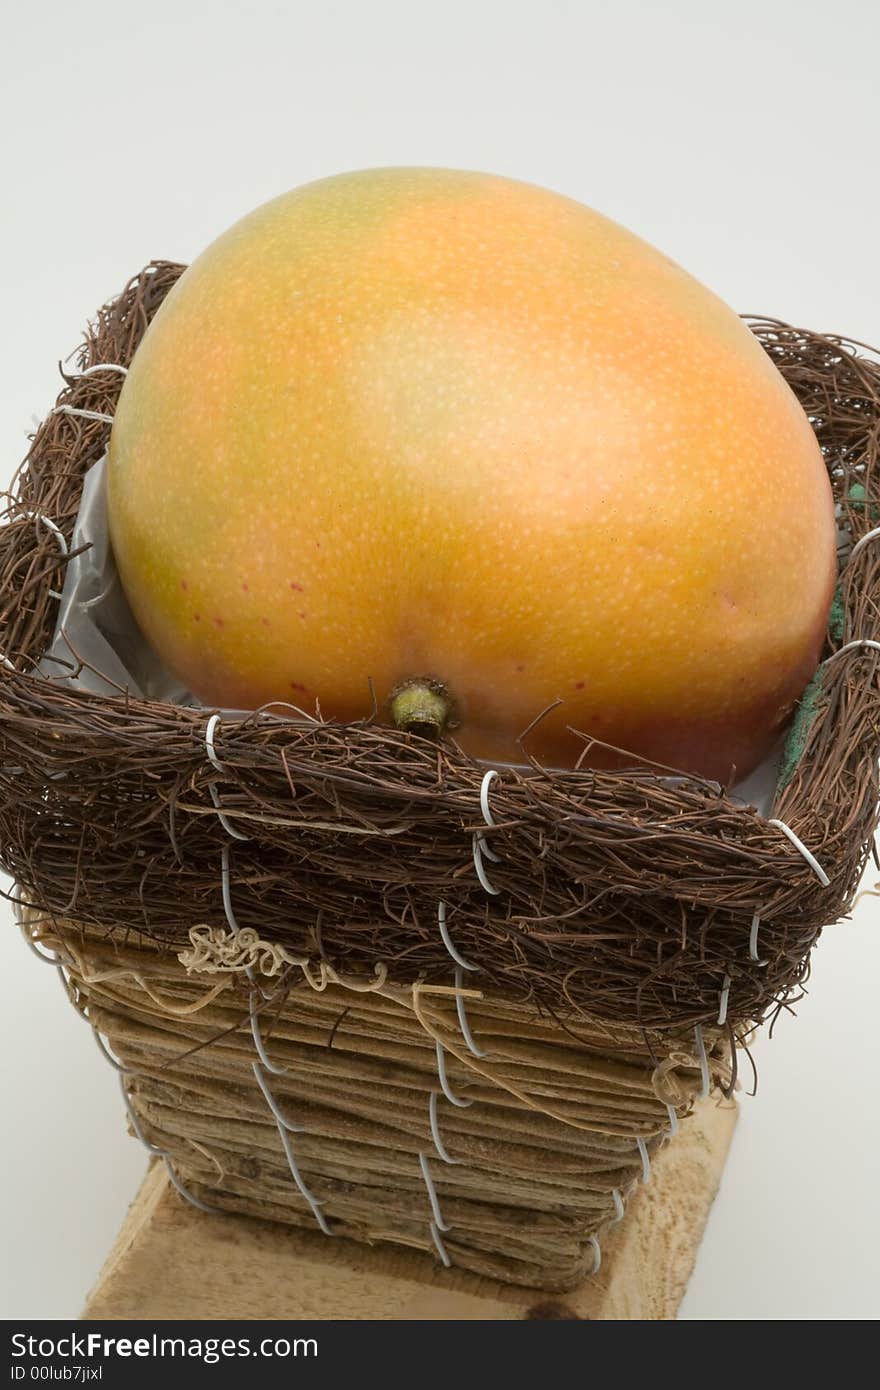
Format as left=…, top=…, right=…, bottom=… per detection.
left=2, top=264, right=879, bottom=1294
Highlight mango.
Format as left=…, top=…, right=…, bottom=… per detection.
left=107, top=168, right=836, bottom=780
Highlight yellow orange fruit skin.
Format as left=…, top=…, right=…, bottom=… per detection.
left=107, top=167, right=836, bottom=782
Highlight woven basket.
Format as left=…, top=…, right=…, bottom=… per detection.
left=2, top=264, right=878, bottom=1292
left=23, top=916, right=730, bottom=1290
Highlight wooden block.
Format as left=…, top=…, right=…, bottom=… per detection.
left=83, top=1096, right=736, bottom=1321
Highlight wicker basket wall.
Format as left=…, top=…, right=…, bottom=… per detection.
left=22, top=914, right=730, bottom=1290
left=2, top=264, right=878, bottom=1291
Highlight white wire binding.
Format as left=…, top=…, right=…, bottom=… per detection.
left=479, top=769, right=499, bottom=828
left=435, top=1040, right=472, bottom=1108
left=19, top=925, right=66, bottom=966
left=428, top=1091, right=460, bottom=1165
left=471, top=834, right=501, bottom=894
left=210, top=782, right=250, bottom=841
left=823, top=638, right=880, bottom=664
left=611, top=1188, right=625, bottom=1223
left=252, top=1061, right=305, bottom=1132
left=636, top=1136, right=651, bottom=1184
left=446, top=780, right=495, bottom=1067
left=162, top=1156, right=221, bottom=1215
left=470, top=762, right=505, bottom=892
left=246, top=1008, right=331, bottom=1233
left=437, top=900, right=478, bottom=971
left=454, top=965, right=486, bottom=1059
left=589, top=1235, right=601, bottom=1274
left=244, top=963, right=272, bottom=1001
left=58, top=962, right=83, bottom=1010
left=666, top=1104, right=679, bottom=1136
left=247, top=992, right=331, bottom=1234
left=206, top=713, right=335, bottom=1242
left=418, top=1152, right=451, bottom=1232
left=8, top=512, right=69, bottom=599
left=749, top=911, right=767, bottom=965
left=17, top=511, right=69, bottom=557
left=220, top=842, right=245, bottom=934
left=274, top=1122, right=332, bottom=1235
left=247, top=974, right=291, bottom=1077
left=477, top=769, right=502, bottom=863
left=204, top=713, right=224, bottom=772
left=66, top=363, right=128, bottom=379
left=694, top=1024, right=710, bottom=1100
left=476, top=828, right=501, bottom=862
left=430, top=1221, right=452, bottom=1268
left=19, top=918, right=76, bottom=1001
left=93, top=1028, right=134, bottom=1074
left=211, top=712, right=329, bottom=1227
left=118, top=1073, right=164, bottom=1156
left=118, top=1074, right=220, bottom=1214
left=847, top=524, right=880, bottom=566
left=766, top=818, right=830, bottom=887
left=206, top=715, right=250, bottom=840
left=717, top=974, right=731, bottom=1026
left=12, top=888, right=75, bottom=971
left=49, top=405, right=115, bottom=425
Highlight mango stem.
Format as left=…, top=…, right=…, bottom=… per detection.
left=389, top=678, right=454, bottom=741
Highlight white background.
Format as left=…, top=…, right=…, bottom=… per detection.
left=1, top=0, right=878, bottom=1321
